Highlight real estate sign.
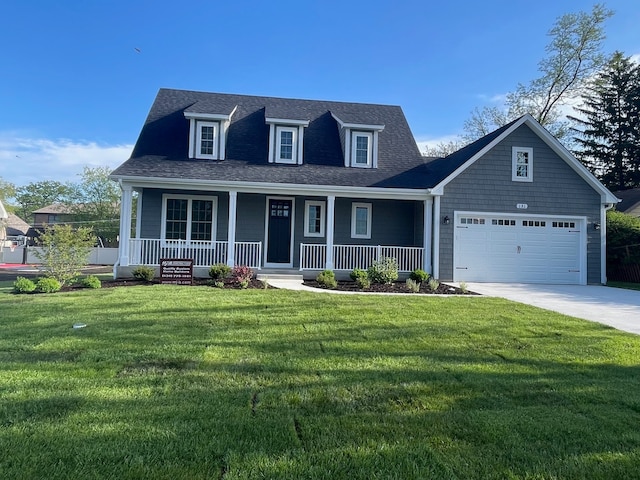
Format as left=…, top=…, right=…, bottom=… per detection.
left=160, top=258, right=193, bottom=285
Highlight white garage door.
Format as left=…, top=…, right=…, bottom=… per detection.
left=453, top=213, right=585, bottom=284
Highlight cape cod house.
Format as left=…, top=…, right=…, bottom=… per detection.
left=110, top=88, right=618, bottom=284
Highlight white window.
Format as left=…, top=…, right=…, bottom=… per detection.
left=351, top=132, right=373, bottom=167
left=304, top=201, right=325, bottom=237
left=351, top=202, right=372, bottom=239
left=196, top=121, right=219, bottom=160
left=276, top=126, right=297, bottom=164
left=162, top=195, right=217, bottom=242
left=512, top=147, right=533, bottom=182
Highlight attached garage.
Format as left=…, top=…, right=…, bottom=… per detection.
left=453, top=212, right=586, bottom=284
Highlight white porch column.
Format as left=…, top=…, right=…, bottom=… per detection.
left=325, top=195, right=335, bottom=270
left=227, top=191, right=237, bottom=267
left=118, top=183, right=133, bottom=266
left=423, top=198, right=433, bottom=274
left=432, top=196, right=441, bottom=280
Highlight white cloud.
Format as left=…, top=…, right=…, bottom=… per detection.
left=0, top=132, right=133, bottom=186
left=476, top=93, right=508, bottom=104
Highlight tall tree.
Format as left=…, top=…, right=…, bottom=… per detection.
left=463, top=4, right=613, bottom=143
left=68, top=166, right=120, bottom=245
left=569, top=51, right=640, bottom=190
left=15, top=180, right=73, bottom=224
left=0, top=177, right=16, bottom=212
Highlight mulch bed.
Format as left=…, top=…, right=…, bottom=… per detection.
left=66, top=277, right=270, bottom=291
left=303, top=280, right=477, bottom=295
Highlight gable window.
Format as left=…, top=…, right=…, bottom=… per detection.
left=512, top=147, right=533, bottom=182
left=276, top=127, right=297, bottom=164
left=162, top=195, right=217, bottom=242
left=196, top=121, right=219, bottom=160
left=351, top=132, right=373, bottom=167
left=351, top=202, right=372, bottom=239
left=304, top=200, right=325, bottom=237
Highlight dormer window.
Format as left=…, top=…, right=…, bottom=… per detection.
left=184, top=107, right=237, bottom=161
left=266, top=117, right=309, bottom=165
left=276, top=126, right=297, bottom=164
left=197, top=121, right=218, bottom=159
left=331, top=113, right=384, bottom=169
left=352, top=132, right=373, bottom=167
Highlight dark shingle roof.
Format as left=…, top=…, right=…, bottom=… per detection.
left=613, top=188, right=640, bottom=216
left=111, top=89, right=428, bottom=189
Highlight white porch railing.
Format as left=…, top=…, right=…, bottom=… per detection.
left=129, top=239, right=262, bottom=269
left=300, top=244, right=423, bottom=272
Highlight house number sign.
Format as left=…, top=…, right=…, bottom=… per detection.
left=160, top=258, right=193, bottom=285
left=516, top=203, right=528, bottom=209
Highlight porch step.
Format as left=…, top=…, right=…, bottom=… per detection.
left=256, top=273, right=304, bottom=281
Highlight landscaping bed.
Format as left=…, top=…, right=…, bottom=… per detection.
left=304, top=279, right=476, bottom=294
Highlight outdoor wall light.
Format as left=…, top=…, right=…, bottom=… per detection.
left=593, top=222, right=601, bottom=230
left=443, top=216, right=450, bottom=225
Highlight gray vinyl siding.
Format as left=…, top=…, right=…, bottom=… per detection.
left=235, top=193, right=265, bottom=243
left=438, top=124, right=602, bottom=283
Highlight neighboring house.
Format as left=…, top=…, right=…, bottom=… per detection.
left=5, top=213, right=30, bottom=242
left=32, top=203, right=75, bottom=227
left=110, top=88, right=619, bottom=284
left=613, top=188, right=640, bottom=217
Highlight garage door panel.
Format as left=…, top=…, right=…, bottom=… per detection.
left=454, top=213, right=584, bottom=284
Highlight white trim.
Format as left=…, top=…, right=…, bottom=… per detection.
left=331, top=113, right=385, bottom=131
left=326, top=196, right=335, bottom=270
left=275, top=126, right=298, bottom=164
left=304, top=200, right=325, bottom=237
left=264, top=196, right=295, bottom=268
left=111, top=176, right=432, bottom=200
left=160, top=194, right=218, bottom=244
left=452, top=210, right=587, bottom=285
left=351, top=131, right=373, bottom=168
left=265, top=117, right=310, bottom=126
left=268, top=124, right=275, bottom=164
left=135, top=188, right=142, bottom=239
left=188, top=119, right=196, bottom=158
left=195, top=121, right=219, bottom=160
left=227, top=191, right=237, bottom=267
left=118, top=184, right=133, bottom=266
left=184, top=111, right=234, bottom=121
left=430, top=114, right=619, bottom=204
left=351, top=202, right=372, bottom=239
left=297, top=126, right=304, bottom=165
left=512, top=146, right=533, bottom=182
left=601, top=203, right=615, bottom=284
left=423, top=198, right=433, bottom=274
left=432, top=196, right=440, bottom=279
left=344, top=128, right=351, bottom=167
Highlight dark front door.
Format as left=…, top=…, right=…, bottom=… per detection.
left=267, top=199, right=293, bottom=264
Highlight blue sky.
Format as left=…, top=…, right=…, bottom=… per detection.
left=1, top=0, right=638, bottom=186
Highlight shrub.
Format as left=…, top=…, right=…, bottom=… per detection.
left=132, top=265, right=155, bottom=282
left=406, top=278, right=421, bottom=293
left=428, top=277, right=440, bottom=292
left=367, top=257, right=399, bottom=284
left=13, top=276, right=36, bottom=294
left=350, top=268, right=368, bottom=282
left=410, top=269, right=429, bottom=283
left=607, top=210, right=640, bottom=267
left=79, top=275, right=102, bottom=289
left=316, top=269, right=337, bottom=289
left=209, top=263, right=232, bottom=280
left=356, top=275, right=371, bottom=289
left=232, top=265, right=254, bottom=285
left=213, top=281, right=225, bottom=288
left=34, top=224, right=96, bottom=286
left=35, top=277, right=62, bottom=293
left=459, top=281, right=468, bottom=293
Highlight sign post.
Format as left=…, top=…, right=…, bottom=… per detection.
left=160, top=258, right=193, bottom=285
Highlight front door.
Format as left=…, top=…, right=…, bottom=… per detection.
left=266, top=198, right=293, bottom=265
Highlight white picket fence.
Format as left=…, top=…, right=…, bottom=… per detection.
left=0, top=246, right=119, bottom=265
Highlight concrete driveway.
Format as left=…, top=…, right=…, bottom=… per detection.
left=465, top=283, right=640, bottom=335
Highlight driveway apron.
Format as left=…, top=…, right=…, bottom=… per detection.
left=465, top=283, right=640, bottom=335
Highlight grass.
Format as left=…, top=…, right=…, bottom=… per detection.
left=2, top=285, right=640, bottom=479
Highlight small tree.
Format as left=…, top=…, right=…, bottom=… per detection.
left=34, top=224, right=96, bottom=286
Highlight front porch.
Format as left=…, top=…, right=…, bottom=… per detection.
left=124, top=238, right=424, bottom=277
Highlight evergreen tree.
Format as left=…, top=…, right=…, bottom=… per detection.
left=569, top=51, right=640, bottom=190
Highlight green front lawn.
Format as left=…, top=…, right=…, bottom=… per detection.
left=608, top=281, right=640, bottom=291
left=2, top=285, right=640, bottom=479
